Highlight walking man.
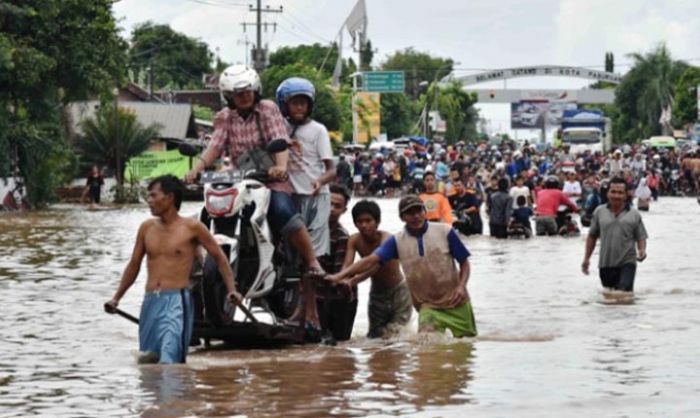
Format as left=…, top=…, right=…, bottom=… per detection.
left=327, top=195, right=476, bottom=338
left=105, top=175, right=241, bottom=364
left=581, top=177, right=648, bottom=292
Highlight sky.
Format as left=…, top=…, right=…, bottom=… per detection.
left=113, top=0, right=700, bottom=138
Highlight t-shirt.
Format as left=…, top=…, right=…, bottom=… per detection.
left=535, top=189, right=578, bottom=217
left=512, top=206, right=533, bottom=226
left=589, top=205, right=648, bottom=268
left=562, top=181, right=582, bottom=197
left=286, top=119, right=333, bottom=195
left=509, top=185, right=530, bottom=208
left=419, top=192, right=454, bottom=224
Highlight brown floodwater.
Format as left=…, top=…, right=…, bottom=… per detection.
left=1, top=198, right=699, bottom=417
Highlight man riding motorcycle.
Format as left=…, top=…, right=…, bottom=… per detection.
left=534, top=176, right=578, bottom=236
left=185, top=65, right=325, bottom=278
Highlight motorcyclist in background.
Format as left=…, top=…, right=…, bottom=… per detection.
left=534, top=176, right=578, bottom=236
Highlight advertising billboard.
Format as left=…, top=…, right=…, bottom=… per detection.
left=510, top=101, right=577, bottom=129
left=354, top=92, right=381, bottom=144
left=511, top=101, right=548, bottom=129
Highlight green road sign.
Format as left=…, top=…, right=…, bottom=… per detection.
left=363, top=71, right=405, bottom=93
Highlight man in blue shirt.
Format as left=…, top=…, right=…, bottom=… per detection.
left=325, top=195, right=477, bottom=338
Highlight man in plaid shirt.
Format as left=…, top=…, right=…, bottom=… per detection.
left=185, top=65, right=325, bottom=283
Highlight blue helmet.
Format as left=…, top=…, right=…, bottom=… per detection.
left=276, top=77, right=315, bottom=119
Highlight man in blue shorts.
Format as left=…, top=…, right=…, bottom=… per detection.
left=105, top=175, right=241, bottom=364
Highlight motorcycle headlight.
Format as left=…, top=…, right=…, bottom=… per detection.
left=205, top=188, right=238, bottom=217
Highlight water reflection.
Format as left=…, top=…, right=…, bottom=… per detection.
left=133, top=341, right=474, bottom=417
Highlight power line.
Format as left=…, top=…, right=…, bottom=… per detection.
left=183, top=0, right=248, bottom=8
left=276, top=23, right=320, bottom=44
left=282, top=9, right=333, bottom=44
left=277, top=15, right=330, bottom=44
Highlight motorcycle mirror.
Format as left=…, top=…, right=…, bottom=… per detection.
left=178, top=143, right=200, bottom=157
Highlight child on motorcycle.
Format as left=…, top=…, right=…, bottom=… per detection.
left=276, top=77, right=336, bottom=340
left=510, top=195, right=533, bottom=238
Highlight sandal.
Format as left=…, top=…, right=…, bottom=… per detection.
left=304, top=322, right=322, bottom=343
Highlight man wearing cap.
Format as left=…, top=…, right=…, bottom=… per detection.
left=325, top=195, right=477, bottom=338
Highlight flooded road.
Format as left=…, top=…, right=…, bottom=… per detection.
left=1, top=197, right=699, bottom=417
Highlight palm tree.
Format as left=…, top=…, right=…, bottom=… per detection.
left=77, top=104, right=161, bottom=186
left=623, top=44, right=688, bottom=137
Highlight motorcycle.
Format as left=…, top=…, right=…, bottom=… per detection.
left=507, top=220, right=531, bottom=239
left=662, top=168, right=681, bottom=196
left=180, top=144, right=304, bottom=347
left=556, top=205, right=580, bottom=237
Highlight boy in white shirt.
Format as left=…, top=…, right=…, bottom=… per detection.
left=562, top=172, right=582, bottom=200
left=276, top=77, right=335, bottom=340
left=509, top=175, right=531, bottom=208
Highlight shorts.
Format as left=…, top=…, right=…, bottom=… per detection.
left=317, top=291, right=358, bottom=342
left=293, top=193, right=330, bottom=257
left=353, top=174, right=362, bottom=184
left=268, top=190, right=305, bottom=238
left=535, top=216, right=557, bottom=236
left=89, top=186, right=101, bottom=204
left=367, top=280, right=413, bottom=338
left=599, top=263, right=637, bottom=292
left=139, top=289, right=194, bottom=364
left=418, top=301, right=477, bottom=338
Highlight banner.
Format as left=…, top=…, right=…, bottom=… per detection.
left=510, top=101, right=578, bottom=129
left=125, top=149, right=191, bottom=181
left=354, top=92, right=380, bottom=144
left=511, top=101, right=548, bottom=129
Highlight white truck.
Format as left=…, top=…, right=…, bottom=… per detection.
left=559, top=109, right=612, bottom=154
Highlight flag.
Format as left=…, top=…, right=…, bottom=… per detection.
left=331, top=30, right=343, bottom=88
left=345, top=0, right=367, bottom=45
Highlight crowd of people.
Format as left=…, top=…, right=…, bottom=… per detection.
left=334, top=138, right=700, bottom=238
left=104, top=63, right=683, bottom=363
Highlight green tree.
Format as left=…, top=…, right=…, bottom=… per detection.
left=423, top=81, right=478, bottom=144
left=380, top=92, right=419, bottom=139
left=260, top=63, right=342, bottom=131
left=129, top=22, right=213, bottom=91
left=672, top=66, right=700, bottom=127
left=613, top=44, right=687, bottom=142
left=605, top=51, right=615, bottom=73
left=381, top=48, right=454, bottom=99
left=591, top=51, right=618, bottom=90
left=0, top=0, right=127, bottom=208
left=77, top=104, right=161, bottom=187
left=268, top=42, right=354, bottom=85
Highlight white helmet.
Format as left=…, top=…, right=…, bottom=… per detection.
left=219, top=65, right=261, bottom=96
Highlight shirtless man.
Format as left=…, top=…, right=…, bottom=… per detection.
left=105, top=175, right=240, bottom=364
left=680, top=155, right=700, bottom=194
left=327, top=200, right=412, bottom=338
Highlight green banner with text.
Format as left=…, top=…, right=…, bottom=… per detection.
left=125, top=149, right=190, bottom=181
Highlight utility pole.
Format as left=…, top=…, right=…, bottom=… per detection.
left=241, top=1, right=282, bottom=72
left=148, top=59, right=154, bottom=100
